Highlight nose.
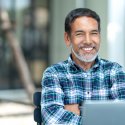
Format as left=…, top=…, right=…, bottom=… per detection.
left=84, top=33, right=91, bottom=44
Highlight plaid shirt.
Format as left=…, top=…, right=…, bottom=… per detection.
left=41, top=56, right=125, bottom=125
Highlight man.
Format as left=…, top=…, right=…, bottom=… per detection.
left=41, top=8, right=125, bottom=125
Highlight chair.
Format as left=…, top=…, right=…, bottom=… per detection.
left=33, top=91, right=42, bottom=125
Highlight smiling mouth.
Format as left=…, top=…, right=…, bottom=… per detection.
left=82, top=47, right=94, bottom=52
left=84, top=47, right=93, bottom=51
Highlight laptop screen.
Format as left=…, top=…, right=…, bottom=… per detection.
left=81, top=100, right=125, bottom=125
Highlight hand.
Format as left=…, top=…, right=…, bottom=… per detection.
left=64, top=104, right=80, bottom=116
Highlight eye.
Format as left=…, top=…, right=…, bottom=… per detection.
left=91, top=32, right=99, bottom=35
left=75, top=32, right=84, bottom=37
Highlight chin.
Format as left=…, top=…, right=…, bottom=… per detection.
left=80, top=54, right=98, bottom=62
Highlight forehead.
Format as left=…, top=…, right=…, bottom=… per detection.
left=71, top=16, right=98, bottom=31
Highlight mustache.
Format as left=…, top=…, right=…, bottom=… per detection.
left=78, top=44, right=96, bottom=49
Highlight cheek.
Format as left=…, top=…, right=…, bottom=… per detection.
left=71, top=42, right=79, bottom=52
left=73, top=38, right=83, bottom=46
left=96, top=39, right=100, bottom=47
left=92, top=35, right=99, bottom=41
left=93, top=37, right=100, bottom=46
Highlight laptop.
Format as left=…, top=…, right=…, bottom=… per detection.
left=81, top=100, right=125, bottom=125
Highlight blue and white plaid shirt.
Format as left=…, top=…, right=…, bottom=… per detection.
left=41, top=55, right=125, bottom=125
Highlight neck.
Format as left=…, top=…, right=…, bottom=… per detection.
left=72, top=54, right=95, bottom=71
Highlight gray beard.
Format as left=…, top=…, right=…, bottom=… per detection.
left=71, top=46, right=98, bottom=63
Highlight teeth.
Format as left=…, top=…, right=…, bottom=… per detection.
left=84, top=48, right=93, bottom=51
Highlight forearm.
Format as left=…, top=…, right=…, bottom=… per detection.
left=42, top=72, right=82, bottom=124
left=42, top=105, right=82, bottom=125
left=64, top=104, right=80, bottom=116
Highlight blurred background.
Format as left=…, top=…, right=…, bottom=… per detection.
left=0, top=0, right=125, bottom=125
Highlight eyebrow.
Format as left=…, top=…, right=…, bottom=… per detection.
left=75, top=30, right=84, bottom=33
left=75, top=29, right=99, bottom=33
left=91, top=30, right=99, bottom=32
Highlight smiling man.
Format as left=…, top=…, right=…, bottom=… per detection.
left=65, top=16, right=100, bottom=70
left=41, top=8, right=125, bottom=125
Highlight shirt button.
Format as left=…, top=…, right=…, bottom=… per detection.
left=87, top=91, right=91, bottom=95
left=85, top=91, right=91, bottom=98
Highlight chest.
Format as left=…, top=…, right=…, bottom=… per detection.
left=59, top=72, right=112, bottom=102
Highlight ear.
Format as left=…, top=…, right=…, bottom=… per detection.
left=64, top=32, right=71, bottom=47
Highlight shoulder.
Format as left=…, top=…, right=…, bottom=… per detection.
left=42, top=60, right=68, bottom=86
left=43, top=60, right=68, bottom=74
left=99, top=58, right=123, bottom=70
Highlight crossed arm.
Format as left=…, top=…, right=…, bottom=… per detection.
left=42, top=71, right=82, bottom=124
left=64, top=104, right=80, bottom=116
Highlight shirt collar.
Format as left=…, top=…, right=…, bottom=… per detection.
left=68, top=54, right=101, bottom=72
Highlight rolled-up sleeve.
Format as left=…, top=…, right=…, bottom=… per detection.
left=41, top=69, right=82, bottom=125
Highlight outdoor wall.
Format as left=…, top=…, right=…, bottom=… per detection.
left=107, top=0, right=125, bottom=67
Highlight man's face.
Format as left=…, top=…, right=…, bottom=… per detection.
left=65, top=16, right=100, bottom=63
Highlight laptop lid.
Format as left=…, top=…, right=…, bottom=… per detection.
left=81, top=100, right=125, bottom=125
